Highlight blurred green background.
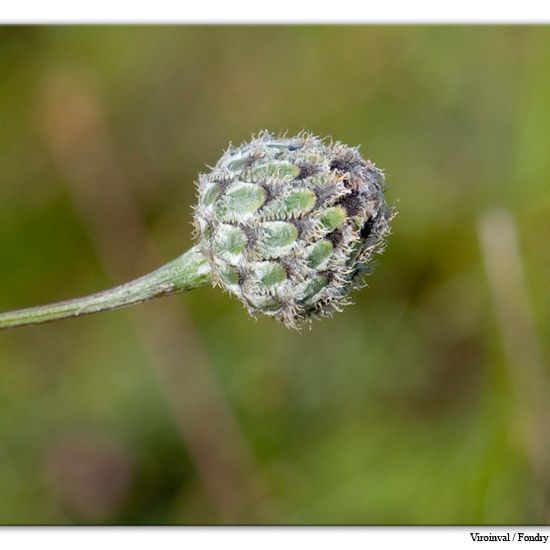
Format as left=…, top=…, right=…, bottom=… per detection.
left=0, top=26, right=549, bottom=524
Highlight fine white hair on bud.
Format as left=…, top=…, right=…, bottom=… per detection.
left=193, top=130, right=394, bottom=328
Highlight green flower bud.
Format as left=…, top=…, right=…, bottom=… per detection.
left=194, top=131, right=393, bottom=328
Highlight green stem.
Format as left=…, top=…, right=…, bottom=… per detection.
left=0, top=246, right=211, bottom=331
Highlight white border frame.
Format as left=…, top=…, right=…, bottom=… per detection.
left=1, top=0, right=550, bottom=23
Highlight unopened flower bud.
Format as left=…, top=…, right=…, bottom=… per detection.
left=194, top=131, right=393, bottom=328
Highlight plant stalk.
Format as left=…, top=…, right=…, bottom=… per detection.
left=0, top=246, right=211, bottom=331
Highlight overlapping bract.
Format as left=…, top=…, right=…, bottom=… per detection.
left=194, top=131, right=392, bottom=328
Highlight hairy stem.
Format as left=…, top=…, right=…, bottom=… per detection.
left=0, top=246, right=211, bottom=331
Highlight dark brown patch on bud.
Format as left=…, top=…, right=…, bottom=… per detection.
left=297, top=162, right=318, bottom=180
left=330, top=158, right=358, bottom=173
left=326, top=229, right=344, bottom=248
left=360, top=217, right=375, bottom=240
left=339, top=191, right=362, bottom=216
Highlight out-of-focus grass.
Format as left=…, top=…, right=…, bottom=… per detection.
left=0, top=26, right=549, bottom=524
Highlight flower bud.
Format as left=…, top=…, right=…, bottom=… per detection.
left=194, top=131, right=393, bottom=328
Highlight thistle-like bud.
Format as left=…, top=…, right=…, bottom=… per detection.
left=194, top=131, right=393, bottom=328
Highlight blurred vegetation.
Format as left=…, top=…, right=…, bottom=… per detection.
left=0, top=26, right=550, bottom=524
